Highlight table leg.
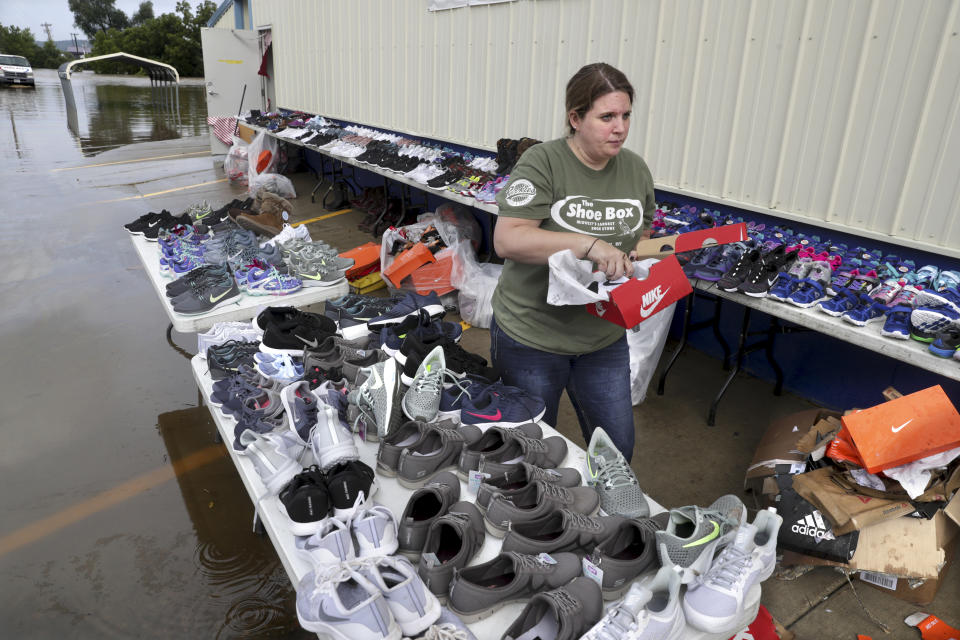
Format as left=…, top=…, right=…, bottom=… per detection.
left=767, top=318, right=784, bottom=396
left=709, top=307, right=752, bottom=426
left=165, top=323, right=195, bottom=361
left=710, top=295, right=731, bottom=370
left=657, top=291, right=696, bottom=395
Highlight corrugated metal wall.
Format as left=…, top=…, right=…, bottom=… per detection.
left=249, top=0, right=960, bottom=256
left=212, top=4, right=234, bottom=29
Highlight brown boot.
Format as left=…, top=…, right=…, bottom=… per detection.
left=236, top=209, right=283, bottom=237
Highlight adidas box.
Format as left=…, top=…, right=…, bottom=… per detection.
left=775, top=474, right=860, bottom=563
left=585, top=254, right=693, bottom=328
left=633, top=222, right=749, bottom=260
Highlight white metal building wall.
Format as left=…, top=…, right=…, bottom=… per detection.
left=211, top=4, right=234, bottom=29
left=249, top=0, right=960, bottom=257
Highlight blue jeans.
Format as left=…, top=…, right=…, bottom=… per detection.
left=489, top=316, right=635, bottom=461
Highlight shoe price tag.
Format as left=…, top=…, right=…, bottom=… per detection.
left=537, top=553, right=557, bottom=565
left=467, top=470, right=490, bottom=494
left=422, top=552, right=439, bottom=568
left=582, top=557, right=604, bottom=588
left=357, top=417, right=368, bottom=442
left=799, top=238, right=810, bottom=245
left=281, top=210, right=290, bottom=221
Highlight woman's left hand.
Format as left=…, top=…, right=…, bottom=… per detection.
left=591, top=239, right=634, bottom=279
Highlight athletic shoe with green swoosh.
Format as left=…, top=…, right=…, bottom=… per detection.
left=586, top=427, right=650, bottom=519
left=172, top=275, right=240, bottom=315
left=654, top=494, right=746, bottom=584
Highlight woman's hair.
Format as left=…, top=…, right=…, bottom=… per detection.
left=565, top=62, right=634, bottom=135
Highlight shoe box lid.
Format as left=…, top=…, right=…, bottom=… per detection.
left=382, top=243, right=436, bottom=288
left=634, top=222, right=749, bottom=260
left=841, top=385, right=960, bottom=474
left=585, top=254, right=692, bottom=328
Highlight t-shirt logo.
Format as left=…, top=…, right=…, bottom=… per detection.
left=550, top=195, right=644, bottom=238
left=504, top=179, right=537, bottom=207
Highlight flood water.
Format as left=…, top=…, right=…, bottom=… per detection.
left=0, top=70, right=307, bottom=638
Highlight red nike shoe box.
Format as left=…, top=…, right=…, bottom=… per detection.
left=585, top=254, right=693, bottom=328
left=841, top=385, right=960, bottom=473
left=634, top=222, right=749, bottom=259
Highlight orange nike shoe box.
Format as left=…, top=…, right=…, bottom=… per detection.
left=585, top=254, right=693, bottom=328
left=841, top=385, right=960, bottom=473
left=382, top=244, right=436, bottom=288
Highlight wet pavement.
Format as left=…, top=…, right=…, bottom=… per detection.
left=1, top=70, right=957, bottom=639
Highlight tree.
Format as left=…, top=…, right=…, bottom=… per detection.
left=69, top=0, right=130, bottom=40
left=131, top=2, right=155, bottom=27
left=0, top=23, right=68, bottom=68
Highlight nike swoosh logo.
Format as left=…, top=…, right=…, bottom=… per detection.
left=640, top=286, right=671, bottom=318
left=891, top=419, right=913, bottom=433
left=148, top=220, right=160, bottom=227
left=595, top=302, right=607, bottom=317
left=295, top=335, right=319, bottom=348
left=465, top=409, right=502, bottom=421
left=682, top=521, right=720, bottom=548
left=299, top=272, right=328, bottom=280
left=367, top=368, right=384, bottom=390
left=208, top=289, right=233, bottom=303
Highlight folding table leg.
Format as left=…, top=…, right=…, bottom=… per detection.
left=708, top=307, right=752, bottom=426
left=657, top=291, right=695, bottom=395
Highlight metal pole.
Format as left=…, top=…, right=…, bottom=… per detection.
left=234, top=84, right=247, bottom=135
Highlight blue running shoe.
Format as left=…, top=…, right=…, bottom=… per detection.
left=367, top=291, right=446, bottom=329
left=880, top=306, right=912, bottom=340
left=910, top=306, right=960, bottom=342
left=929, top=328, right=960, bottom=358
left=459, top=382, right=546, bottom=429
left=914, top=286, right=960, bottom=316
left=818, top=288, right=860, bottom=317
left=841, top=295, right=889, bottom=327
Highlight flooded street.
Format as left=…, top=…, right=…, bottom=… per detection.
left=0, top=69, right=307, bottom=638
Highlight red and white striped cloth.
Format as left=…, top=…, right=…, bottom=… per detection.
left=207, top=116, right=237, bottom=145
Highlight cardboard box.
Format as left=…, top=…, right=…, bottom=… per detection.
left=634, top=222, right=749, bottom=259
left=585, top=254, right=693, bottom=328
left=842, top=385, right=960, bottom=473
left=744, top=408, right=842, bottom=497
left=236, top=122, right=255, bottom=143
left=382, top=244, right=435, bottom=288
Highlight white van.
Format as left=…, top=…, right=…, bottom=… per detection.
left=0, top=54, right=35, bottom=87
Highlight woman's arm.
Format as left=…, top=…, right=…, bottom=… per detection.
left=494, top=216, right=634, bottom=279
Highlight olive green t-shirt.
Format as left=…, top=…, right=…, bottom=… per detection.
left=492, top=138, right=656, bottom=355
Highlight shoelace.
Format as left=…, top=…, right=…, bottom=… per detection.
left=592, top=606, right=640, bottom=640
left=538, top=481, right=571, bottom=501
left=512, top=552, right=555, bottom=571
left=412, top=362, right=444, bottom=396
left=595, top=453, right=639, bottom=490
left=562, top=510, right=602, bottom=531
left=544, top=588, right=581, bottom=615
left=423, top=622, right=471, bottom=640
left=699, top=543, right=750, bottom=589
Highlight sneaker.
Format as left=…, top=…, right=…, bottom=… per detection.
left=420, top=607, right=478, bottom=640
left=929, top=327, right=960, bottom=357
left=459, top=383, right=546, bottom=429
left=880, top=304, right=913, bottom=340
left=376, top=420, right=431, bottom=477
left=910, top=306, right=960, bottom=341
left=397, top=471, right=461, bottom=560
left=915, top=285, right=960, bottom=315
left=397, top=422, right=483, bottom=489
left=279, top=466, right=331, bottom=536
left=682, top=507, right=783, bottom=633
left=717, top=248, right=761, bottom=293
left=237, top=430, right=304, bottom=495
left=296, top=564, right=399, bottom=640
left=477, top=432, right=569, bottom=479
left=475, top=462, right=582, bottom=513
left=447, top=551, right=582, bottom=623
left=586, top=427, right=649, bottom=518
left=402, top=345, right=446, bottom=422
left=484, top=481, right=601, bottom=538
left=355, top=555, right=442, bottom=637
left=367, top=291, right=446, bottom=329
left=581, top=567, right=684, bottom=640
left=841, top=293, right=890, bottom=327
left=417, top=501, right=485, bottom=600
left=589, top=515, right=667, bottom=600
left=352, top=505, right=400, bottom=558
left=280, top=380, right=320, bottom=444
left=294, top=516, right=355, bottom=566
left=172, top=276, right=241, bottom=315
left=457, top=423, right=544, bottom=478
left=324, top=459, right=377, bottom=519
left=502, top=576, right=603, bottom=640
left=655, top=494, right=747, bottom=584
left=818, top=288, right=860, bottom=317
left=738, top=246, right=796, bottom=298
left=501, top=508, right=626, bottom=556
left=310, top=403, right=360, bottom=470
left=785, top=260, right=832, bottom=308
left=350, top=359, right=405, bottom=441
left=260, top=316, right=338, bottom=355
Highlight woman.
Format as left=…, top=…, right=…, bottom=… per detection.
left=491, top=62, right=656, bottom=461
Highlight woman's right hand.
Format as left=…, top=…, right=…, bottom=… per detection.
left=588, top=238, right=634, bottom=279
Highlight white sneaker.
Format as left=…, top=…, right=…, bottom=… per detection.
left=237, top=430, right=304, bottom=495
left=297, top=564, right=401, bottom=640
left=682, top=507, right=782, bottom=633
left=355, top=555, right=441, bottom=637
left=582, top=567, right=684, bottom=640
left=352, top=505, right=400, bottom=558
left=295, top=517, right=356, bottom=566
left=310, top=403, right=360, bottom=470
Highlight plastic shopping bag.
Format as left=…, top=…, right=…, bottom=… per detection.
left=247, top=131, right=279, bottom=194
left=627, top=259, right=674, bottom=404
left=224, top=135, right=249, bottom=185
left=250, top=173, right=297, bottom=199
left=450, top=241, right=502, bottom=328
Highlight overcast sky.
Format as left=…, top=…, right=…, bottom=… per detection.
left=1, top=0, right=192, bottom=42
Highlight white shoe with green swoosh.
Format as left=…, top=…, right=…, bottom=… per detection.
left=654, top=494, right=747, bottom=584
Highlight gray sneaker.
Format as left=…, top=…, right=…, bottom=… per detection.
left=501, top=509, right=626, bottom=556
left=479, top=434, right=569, bottom=477
left=350, top=359, right=404, bottom=441
left=655, top=494, right=747, bottom=584
left=397, top=471, right=461, bottom=559
left=172, top=275, right=241, bottom=315
left=354, top=555, right=442, bottom=637
left=237, top=429, right=304, bottom=495
left=456, top=423, right=543, bottom=478
left=447, top=551, right=581, bottom=623
left=502, top=576, right=603, bottom=640
left=376, top=420, right=429, bottom=477
left=402, top=344, right=445, bottom=422
left=417, top=501, right=484, bottom=600
left=588, top=515, right=666, bottom=600
left=586, top=427, right=650, bottom=518
left=581, top=567, right=684, bottom=640
left=476, top=462, right=583, bottom=512
left=309, top=403, right=360, bottom=470
left=397, top=422, right=483, bottom=489
left=484, top=481, right=601, bottom=538
left=315, top=333, right=372, bottom=361
left=292, top=258, right=347, bottom=287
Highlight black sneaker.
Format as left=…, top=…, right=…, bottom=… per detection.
left=143, top=213, right=192, bottom=241
left=279, top=466, right=332, bottom=536
left=445, top=344, right=499, bottom=382
left=324, top=460, right=376, bottom=519
left=739, top=247, right=795, bottom=298
left=717, top=248, right=761, bottom=292
left=260, top=317, right=338, bottom=355
left=207, top=340, right=260, bottom=379
left=165, top=264, right=228, bottom=296
left=124, top=210, right=169, bottom=234
left=255, top=306, right=335, bottom=333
